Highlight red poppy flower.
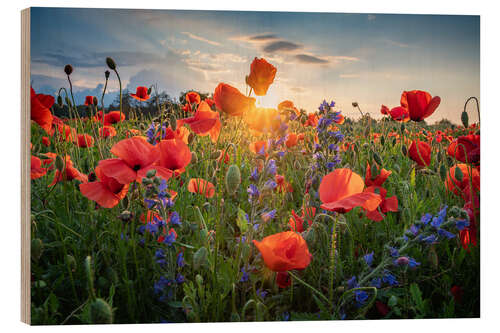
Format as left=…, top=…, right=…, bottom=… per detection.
left=79, top=166, right=130, bottom=208
left=335, top=114, right=345, bottom=125
left=152, top=138, right=192, bottom=177
left=31, top=156, right=47, bottom=179
left=31, top=87, right=54, bottom=133
left=164, top=125, right=190, bottom=144
left=408, top=140, right=431, bottom=166
left=49, top=155, right=88, bottom=186
left=400, top=90, right=440, bottom=121
left=187, top=178, right=215, bottom=198
left=375, top=301, right=390, bottom=316
left=185, top=91, right=201, bottom=105
left=253, top=231, right=312, bottom=272
left=213, top=83, right=256, bottom=117
left=276, top=271, right=292, bottom=288
left=304, top=113, right=319, bottom=127
left=76, top=134, right=94, bottom=148
left=389, top=106, right=410, bottom=122
left=84, top=96, right=96, bottom=106
left=42, top=137, right=50, bottom=147
left=55, top=124, right=77, bottom=142
left=285, top=133, right=299, bottom=148
left=450, top=286, right=463, bottom=303
left=246, top=57, right=277, bottom=96
left=288, top=207, right=316, bottom=232
left=380, top=105, right=389, bottom=115
left=217, top=150, right=230, bottom=164
left=177, top=101, right=221, bottom=143
left=205, top=98, right=215, bottom=108
left=99, top=126, right=117, bottom=138
left=182, top=103, right=192, bottom=113
left=98, top=136, right=159, bottom=184
left=364, top=186, right=398, bottom=222
left=365, top=162, right=392, bottom=187
left=460, top=201, right=478, bottom=250
left=319, top=168, right=382, bottom=213
left=103, top=111, right=125, bottom=125
left=445, top=164, right=480, bottom=201
left=278, top=100, right=299, bottom=116
left=447, top=134, right=480, bottom=165
left=157, top=228, right=177, bottom=244
left=276, top=174, right=293, bottom=193
left=249, top=140, right=269, bottom=157
left=130, top=86, right=150, bottom=101
left=126, top=128, right=141, bottom=138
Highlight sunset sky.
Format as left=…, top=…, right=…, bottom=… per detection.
left=30, top=7, right=480, bottom=124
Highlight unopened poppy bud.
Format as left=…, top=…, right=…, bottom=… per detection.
left=400, top=123, right=405, bottom=132
left=90, top=298, right=113, bottom=324
left=65, top=254, right=76, bottom=272
left=461, top=110, right=469, bottom=128
left=31, top=238, right=43, bottom=260
left=64, top=64, right=73, bottom=75
left=395, top=256, right=409, bottom=266
left=153, top=177, right=162, bottom=185
left=210, top=151, right=222, bottom=160
left=401, top=144, right=407, bottom=156
left=147, top=87, right=152, bottom=95
left=225, top=164, right=241, bottom=195
left=373, top=152, right=383, bottom=166
left=118, top=210, right=133, bottom=222
left=57, top=95, right=63, bottom=107
left=106, top=57, right=116, bottom=70
left=191, top=152, right=198, bottom=164
left=146, top=169, right=156, bottom=178
left=105, top=70, right=110, bottom=79
left=393, top=164, right=400, bottom=174
left=93, top=96, right=98, bottom=106
left=188, top=133, right=195, bottom=144
left=454, top=165, right=464, bottom=182
left=304, top=227, right=315, bottom=245
left=142, top=177, right=153, bottom=185
left=352, top=102, right=358, bottom=107
left=55, top=155, right=65, bottom=171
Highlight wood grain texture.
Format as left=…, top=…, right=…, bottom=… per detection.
left=21, top=7, right=31, bottom=325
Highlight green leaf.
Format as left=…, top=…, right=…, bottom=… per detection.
left=236, top=208, right=249, bottom=233
left=388, top=295, right=398, bottom=307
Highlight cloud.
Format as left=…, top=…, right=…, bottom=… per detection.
left=181, top=32, right=221, bottom=46
left=263, top=40, right=302, bottom=53
left=295, top=54, right=329, bottom=64
left=248, top=34, right=279, bottom=41
left=384, top=39, right=414, bottom=48
left=339, top=73, right=361, bottom=79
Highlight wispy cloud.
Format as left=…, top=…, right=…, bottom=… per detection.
left=384, top=39, right=415, bottom=49
left=181, top=32, right=221, bottom=46
left=295, top=54, right=329, bottom=64
left=263, top=41, right=302, bottom=53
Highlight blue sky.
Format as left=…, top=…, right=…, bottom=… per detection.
left=30, top=7, right=479, bottom=123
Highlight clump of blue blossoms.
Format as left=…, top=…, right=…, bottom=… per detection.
left=313, top=100, right=344, bottom=174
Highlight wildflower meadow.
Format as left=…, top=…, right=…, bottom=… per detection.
left=29, top=56, right=480, bottom=324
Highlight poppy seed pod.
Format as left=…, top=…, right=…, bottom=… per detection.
left=64, top=64, right=73, bottom=75
left=461, top=111, right=469, bottom=128
left=106, top=57, right=116, bottom=70
left=90, top=298, right=113, bottom=324
left=31, top=238, right=43, bottom=261
left=225, top=164, right=241, bottom=195
left=146, top=169, right=157, bottom=178
left=373, top=152, right=383, bottom=166
left=352, top=102, right=358, bottom=107
left=454, top=165, right=464, bottom=182
left=105, top=70, right=110, bottom=79
left=57, top=95, right=63, bottom=107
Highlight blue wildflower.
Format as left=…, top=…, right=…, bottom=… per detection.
left=363, top=252, right=374, bottom=266
left=382, top=270, right=398, bottom=286
left=155, top=249, right=166, bottom=260
left=389, top=247, right=399, bottom=257
left=264, top=179, right=277, bottom=191
left=421, top=213, right=433, bottom=225
left=261, top=209, right=276, bottom=222
left=438, top=229, right=456, bottom=239
left=175, top=273, right=185, bottom=284
left=408, top=257, right=421, bottom=269
left=355, top=290, right=369, bottom=308
left=247, top=184, right=260, bottom=201
left=163, top=231, right=176, bottom=246
left=370, top=278, right=382, bottom=288
left=456, top=219, right=470, bottom=231
left=176, top=252, right=185, bottom=267
left=250, top=167, right=259, bottom=182
left=422, top=234, right=438, bottom=244
left=170, top=211, right=181, bottom=226
left=347, top=276, right=359, bottom=289
left=266, top=159, right=277, bottom=176
left=240, top=267, right=249, bottom=282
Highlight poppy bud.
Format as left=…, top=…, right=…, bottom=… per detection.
left=105, top=70, right=110, bottom=79
left=55, top=155, right=65, bottom=171
left=303, top=227, right=316, bottom=245
left=90, top=298, right=113, bottom=324
left=65, top=254, right=76, bottom=272
left=392, top=138, right=397, bottom=147
left=380, top=135, right=385, bottom=146
left=195, top=274, right=204, bottom=286
left=428, top=245, right=439, bottom=269
left=106, top=57, right=116, bottom=70
left=153, top=176, right=162, bottom=186
left=439, top=164, right=447, bottom=181
left=352, top=102, right=358, bottom=107
left=142, top=177, right=153, bottom=185
left=225, top=164, right=241, bottom=195
left=401, top=144, right=408, bottom=156
left=373, top=152, right=383, bottom=166
left=64, top=64, right=73, bottom=75
left=146, top=169, right=157, bottom=178
left=188, top=133, right=195, bottom=144
left=191, top=151, right=198, bottom=164
left=400, top=123, right=405, bottom=132
left=461, top=110, right=469, bottom=128
left=57, top=95, right=63, bottom=107
left=31, top=238, right=43, bottom=261
left=454, top=165, right=464, bottom=182
left=210, top=151, right=222, bottom=160
left=93, top=96, right=98, bottom=106
left=147, top=87, right=152, bottom=95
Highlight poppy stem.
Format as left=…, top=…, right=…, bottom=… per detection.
left=464, top=96, right=480, bottom=123
left=288, top=271, right=330, bottom=305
